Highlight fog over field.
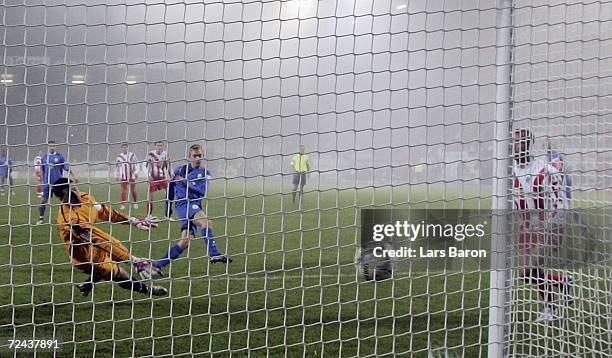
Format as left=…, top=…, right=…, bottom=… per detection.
left=1, top=0, right=609, bottom=190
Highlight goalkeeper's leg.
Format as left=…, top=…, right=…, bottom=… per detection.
left=83, top=228, right=164, bottom=281
left=88, top=227, right=136, bottom=264
left=75, top=250, right=166, bottom=297
left=77, top=274, right=101, bottom=297
left=113, top=266, right=167, bottom=296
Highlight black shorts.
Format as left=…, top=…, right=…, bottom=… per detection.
left=293, top=173, right=306, bottom=186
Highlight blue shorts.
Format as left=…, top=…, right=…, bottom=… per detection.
left=175, top=202, right=203, bottom=235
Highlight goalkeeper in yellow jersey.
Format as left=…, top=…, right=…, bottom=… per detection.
left=51, top=178, right=167, bottom=297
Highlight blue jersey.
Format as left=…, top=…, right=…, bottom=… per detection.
left=173, top=164, right=212, bottom=207
left=42, top=152, right=70, bottom=185
left=0, top=156, right=11, bottom=177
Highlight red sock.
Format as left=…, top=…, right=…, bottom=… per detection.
left=131, top=184, right=138, bottom=201
left=537, top=283, right=552, bottom=303
left=547, top=272, right=564, bottom=283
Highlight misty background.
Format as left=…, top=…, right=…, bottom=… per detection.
left=0, top=0, right=610, bottom=192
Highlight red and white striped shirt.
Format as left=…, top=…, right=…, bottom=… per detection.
left=513, top=158, right=567, bottom=227
left=116, top=152, right=139, bottom=181
left=34, top=155, right=42, bottom=174
left=146, top=150, right=171, bottom=180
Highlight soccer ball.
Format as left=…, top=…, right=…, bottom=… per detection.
left=355, top=245, right=394, bottom=281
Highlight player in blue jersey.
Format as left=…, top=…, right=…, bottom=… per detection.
left=37, top=140, right=77, bottom=224
left=142, top=144, right=231, bottom=279
left=0, top=148, right=14, bottom=196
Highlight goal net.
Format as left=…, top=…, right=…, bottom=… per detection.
left=0, top=0, right=610, bottom=356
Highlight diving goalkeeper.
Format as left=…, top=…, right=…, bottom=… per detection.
left=51, top=178, right=167, bottom=297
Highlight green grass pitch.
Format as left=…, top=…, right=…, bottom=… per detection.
left=0, top=181, right=608, bottom=357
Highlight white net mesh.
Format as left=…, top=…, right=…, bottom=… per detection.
left=507, top=1, right=611, bottom=356
left=0, top=0, right=609, bottom=357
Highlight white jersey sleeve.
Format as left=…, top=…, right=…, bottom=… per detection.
left=116, top=152, right=139, bottom=181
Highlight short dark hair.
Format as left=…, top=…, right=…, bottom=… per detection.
left=48, top=140, right=56, bottom=144
left=155, top=141, right=163, bottom=146
left=121, top=143, right=129, bottom=147
left=189, top=144, right=202, bottom=153
left=52, top=178, right=71, bottom=199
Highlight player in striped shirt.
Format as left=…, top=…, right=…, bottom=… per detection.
left=512, top=129, right=573, bottom=321
left=34, top=150, right=44, bottom=198
left=145, top=141, right=172, bottom=221
left=115, top=143, right=139, bottom=210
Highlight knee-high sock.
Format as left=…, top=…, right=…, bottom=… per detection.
left=547, top=271, right=565, bottom=283
left=165, top=200, right=173, bottom=217
left=522, top=267, right=553, bottom=304
left=156, top=244, right=184, bottom=268
left=202, top=227, right=219, bottom=256
left=130, top=183, right=137, bottom=202
left=118, top=280, right=149, bottom=294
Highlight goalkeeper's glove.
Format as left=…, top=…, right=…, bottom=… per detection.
left=128, top=217, right=158, bottom=230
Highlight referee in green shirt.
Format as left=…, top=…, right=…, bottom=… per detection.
left=291, top=145, right=310, bottom=205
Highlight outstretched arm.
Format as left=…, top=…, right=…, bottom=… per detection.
left=94, top=202, right=158, bottom=229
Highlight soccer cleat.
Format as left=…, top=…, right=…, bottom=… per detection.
left=134, top=260, right=164, bottom=280
left=120, top=204, right=126, bottom=210
left=536, top=307, right=560, bottom=322
left=36, top=217, right=44, bottom=225
left=133, top=203, right=139, bottom=209
left=210, top=254, right=233, bottom=264
left=77, top=282, right=94, bottom=297
left=146, top=215, right=160, bottom=223
left=147, top=285, right=168, bottom=296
